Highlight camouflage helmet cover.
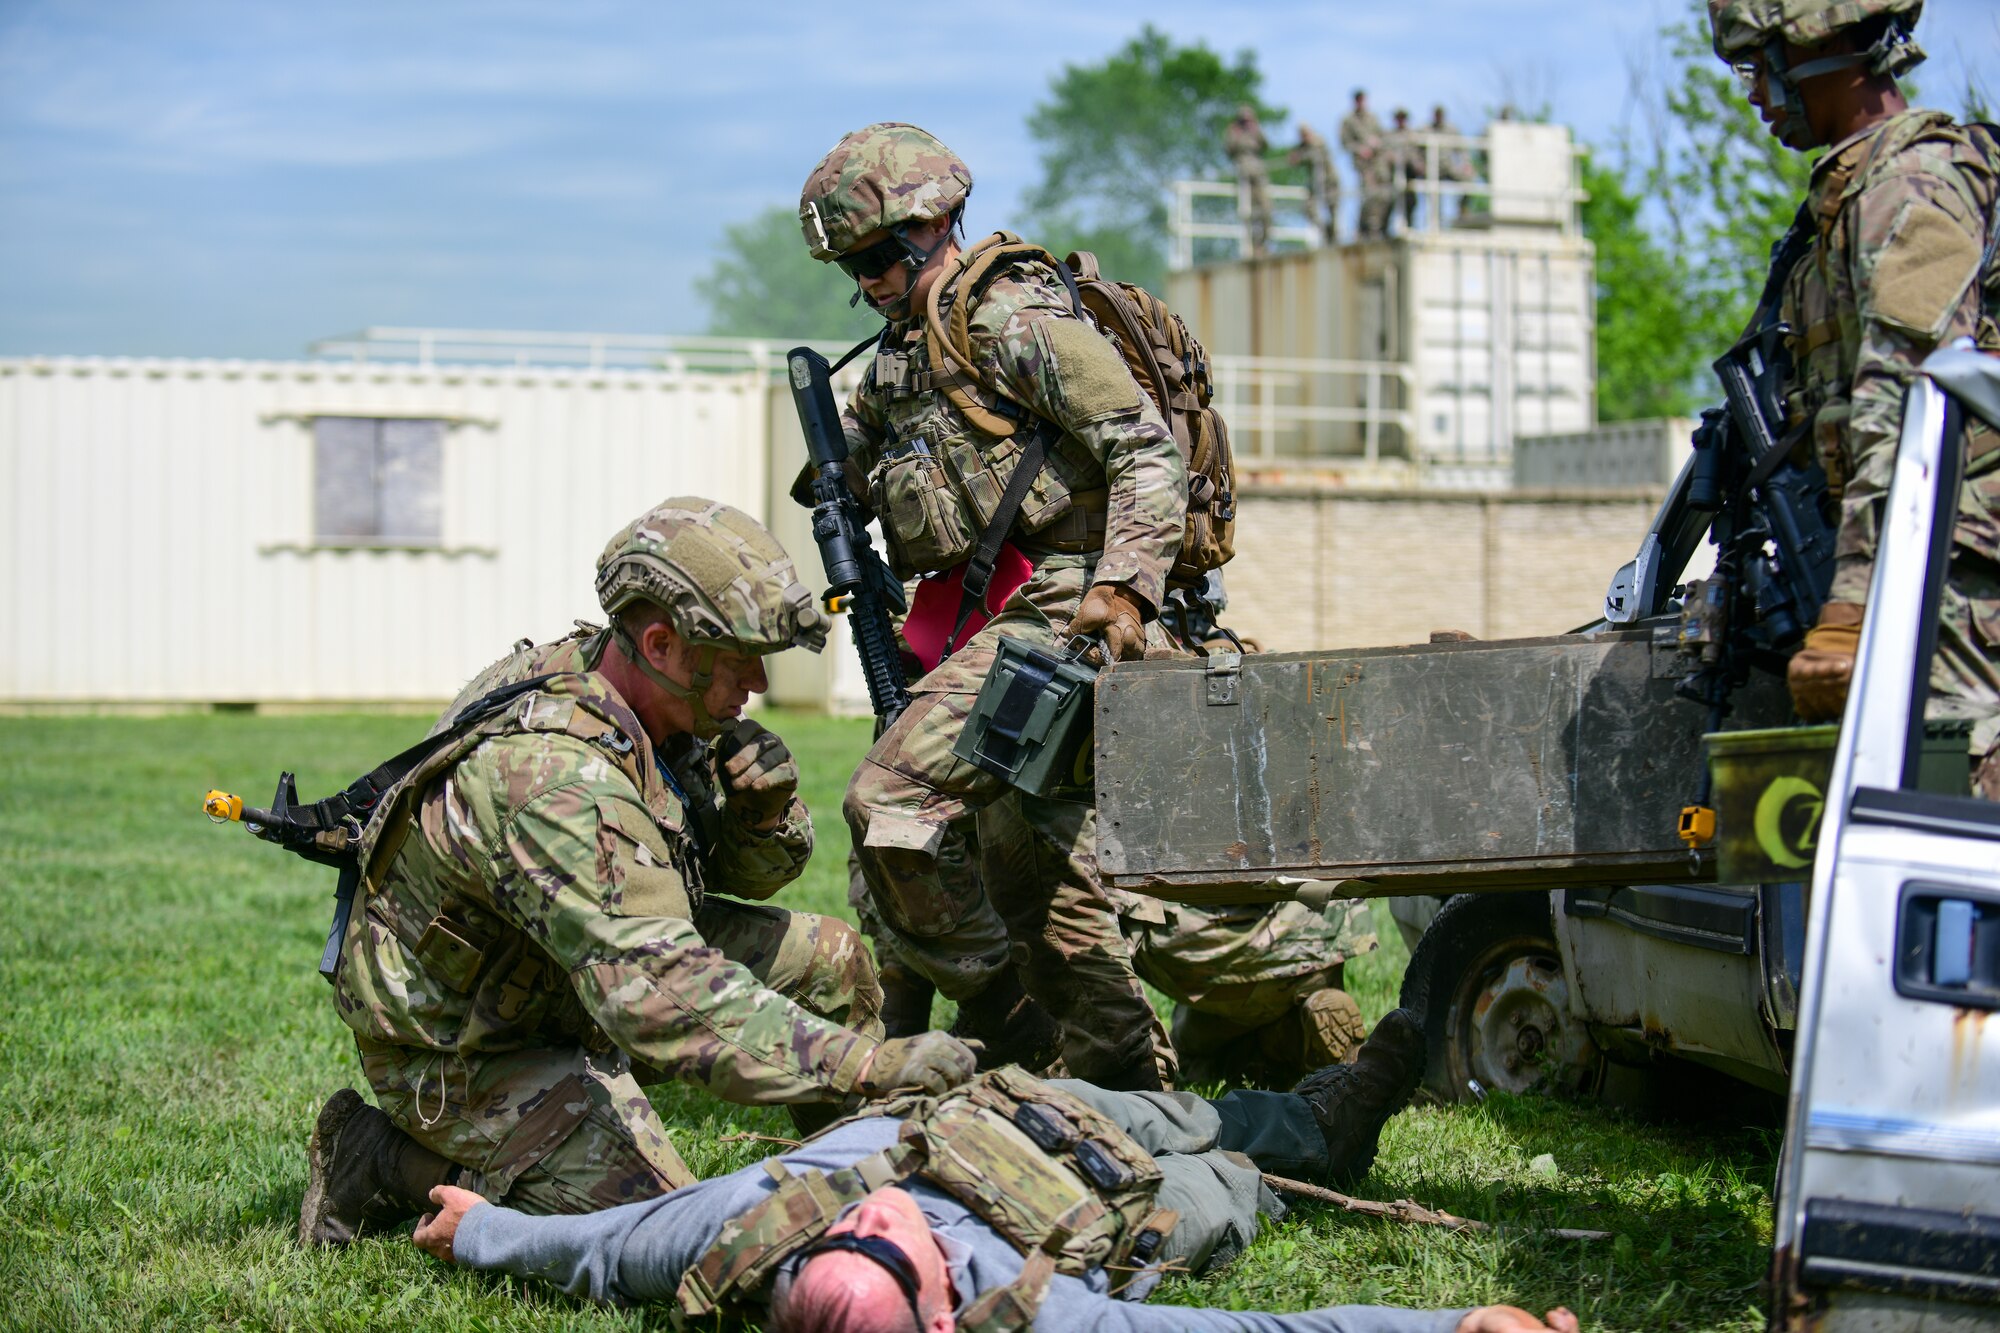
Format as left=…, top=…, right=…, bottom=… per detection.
left=595, top=497, right=826, bottom=655
left=798, top=122, right=973, bottom=261
left=1709, top=0, right=1924, bottom=72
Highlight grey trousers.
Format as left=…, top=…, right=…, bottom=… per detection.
left=1048, top=1080, right=1326, bottom=1276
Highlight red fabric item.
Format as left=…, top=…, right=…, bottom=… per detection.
left=901, top=543, right=1036, bottom=673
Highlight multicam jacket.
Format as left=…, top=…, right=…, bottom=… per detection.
left=1781, top=108, right=2000, bottom=608
left=840, top=256, right=1186, bottom=615
left=331, top=629, right=877, bottom=1105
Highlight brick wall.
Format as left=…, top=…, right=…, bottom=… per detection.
left=1221, top=486, right=1664, bottom=653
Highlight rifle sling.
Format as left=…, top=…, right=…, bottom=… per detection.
left=944, top=424, right=1051, bottom=658
left=270, top=674, right=562, bottom=848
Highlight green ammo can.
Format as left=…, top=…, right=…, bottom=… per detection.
left=1705, top=719, right=1973, bottom=882
left=952, top=636, right=1099, bottom=801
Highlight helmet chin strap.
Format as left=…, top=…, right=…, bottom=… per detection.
left=612, top=620, right=727, bottom=740
left=1761, top=36, right=1878, bottom=150
left=854, top=220, right=957, bottom=319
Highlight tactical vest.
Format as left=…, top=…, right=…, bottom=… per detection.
left=338, top=668, right=696, bottom=1029
left=923, top=233, right=1237, bottom=590
left=673, top=1067, right=1180, bottom=1333
left=861, top=259, right=1108, bottom=581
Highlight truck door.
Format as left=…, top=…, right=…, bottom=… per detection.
left=1773, top=349, right=2000, bottom=1330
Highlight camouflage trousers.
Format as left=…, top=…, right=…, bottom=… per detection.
left=845, top=558, right=1172, bottom=1086
left=848, top=796, right=1174, bottom=1089
left=355, top=899, right=882, bottom=1216
left=1123, top=890, right=1379, bottom=1088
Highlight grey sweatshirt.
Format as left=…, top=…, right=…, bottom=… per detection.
left=452, top=1117, right=1469, bottom=1333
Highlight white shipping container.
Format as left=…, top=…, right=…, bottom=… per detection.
left=0, top=356, right=794, bottom=704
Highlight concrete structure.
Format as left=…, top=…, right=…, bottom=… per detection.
left=1514, top=417, right=1697, bottom=490
left=1171, top=122, right=1594, bottom=484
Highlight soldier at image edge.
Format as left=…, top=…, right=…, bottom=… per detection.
left=797, top=121, right=1192, bottom=1092
left=1710, top=0, right=2000, bottom=796
left=297, top=496, right=982, bottom=1246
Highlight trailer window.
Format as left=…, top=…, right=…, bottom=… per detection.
left=312, top=416, right=444, bottom=547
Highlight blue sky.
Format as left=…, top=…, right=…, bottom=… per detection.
left=2, top=1, right=1992, bottom=360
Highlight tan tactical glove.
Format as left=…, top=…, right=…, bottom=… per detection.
left=716, top=718, right=798, bottom=830
left=1788, top=602, right=1864, bottom=723
left=852, top=1033, right=979, bottom=1098
left=1069, top=583, right=1148, bottom=662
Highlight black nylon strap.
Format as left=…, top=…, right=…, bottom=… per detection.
left=943, top=426, right=1049, bottom=658
left=265, top=673, right=564, bottom=845
left=989, top=654, right=1056, bottom=744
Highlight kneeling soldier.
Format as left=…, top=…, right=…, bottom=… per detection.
left=300, top=497, right=976, bottom=1245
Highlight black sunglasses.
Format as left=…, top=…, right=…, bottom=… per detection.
left=836, top=235, right=907, bottom=281
left=792, top=1232, right=926, bottom=1323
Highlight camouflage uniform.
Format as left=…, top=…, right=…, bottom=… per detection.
left=1385, top=111, right=1422, bottom=231
left=1225, top=111, right=1274, bottom=256
left=1340, top=103, right=1391, bottom=240
left=800, top=124, right=1188, bottom=1089
left=1112, top=888, right=1374, bottom=1088
left=332, top=505, right=885, bottom=1215
left=1291, top=127, right=1341, bottom=246
left=1715, top=1, right=2000, bottom=791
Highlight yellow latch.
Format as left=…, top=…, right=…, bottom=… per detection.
left=1678, top=804, right=1716, bottom=847
left=204, top=790, right=244, bottom=822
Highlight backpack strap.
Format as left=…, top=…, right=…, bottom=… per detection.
left=924, top=233, right=1087, bottom=658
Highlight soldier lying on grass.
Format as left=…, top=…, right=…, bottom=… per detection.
left=404, top=1013, right=1571, bottom=1332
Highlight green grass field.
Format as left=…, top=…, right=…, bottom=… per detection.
left=0, top=711, right=1776, bottom=1329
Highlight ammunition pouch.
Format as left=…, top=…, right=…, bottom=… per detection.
left=952, top=636, right=1099, bottom=801
left=673, top=1067, right=1174, bottom=1333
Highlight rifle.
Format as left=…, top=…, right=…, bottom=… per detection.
left=787, top=344, right=911, bottom=727
left=1666, top=207, right=1837, bottom=838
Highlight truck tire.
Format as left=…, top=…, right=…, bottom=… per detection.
left=1399, top=892, right=1600, bottom=1104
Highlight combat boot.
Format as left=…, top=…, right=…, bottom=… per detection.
left=949, top=966, right=1063, bottom=1074
left=298, top=1088, right=457, bottom=1247
left=1291, top=1007, right=1425, bottom=1187
left=1260, top=987, right=1370, bottom=1085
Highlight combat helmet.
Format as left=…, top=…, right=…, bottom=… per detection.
left=1709, top=0, right=1925, bottom=148
left=797, top=122, right=972, bottom=263
left=595, top=497, right=826, bottom=735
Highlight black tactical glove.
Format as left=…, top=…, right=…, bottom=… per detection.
left=716, top=718, right=799, bottom=829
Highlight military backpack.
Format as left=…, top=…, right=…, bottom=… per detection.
left=922, top=231, right=1238, bottom=595
left=672, top=1066, right=1179, bottom=1332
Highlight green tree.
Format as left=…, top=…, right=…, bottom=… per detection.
left=696, top=205, right=879, bottom=342
left=1017, top=26, right=1282, bottom=294
left=1581, top=154, right=1702, bottom=420
left=1644, top=4, right=1816, bottom=356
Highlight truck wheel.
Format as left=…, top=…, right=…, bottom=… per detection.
left=1398, top=892, right=1599, bottom=1104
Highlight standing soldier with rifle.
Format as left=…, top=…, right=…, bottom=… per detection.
left=794, top=122, right=1189, bottom=1089
left=1710, top=0, right=2000, bottom=796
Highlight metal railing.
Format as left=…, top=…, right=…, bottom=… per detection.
left=307, top=327, right=868, bottom=376
left=1171, top=129, right=1586, bottom=268
left=1212, top=355, right=1417, bottom=465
